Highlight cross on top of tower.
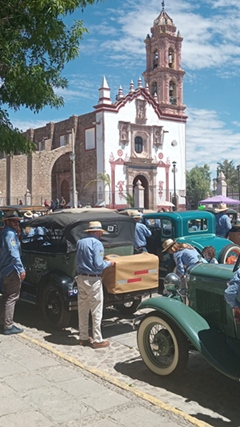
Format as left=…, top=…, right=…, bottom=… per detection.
left=162, top=1, right=165, bottom=11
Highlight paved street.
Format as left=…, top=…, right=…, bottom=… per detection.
left=0, top=334, right=192, bottom=427
left=1, top=301, right=240, bottom=427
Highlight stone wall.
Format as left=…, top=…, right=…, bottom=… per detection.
left=0, top=112, right=98, bottom=206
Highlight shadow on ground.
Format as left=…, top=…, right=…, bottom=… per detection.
left=114, top=351, right=240, bottom=427
left=14, top=301, right=137, bottom=345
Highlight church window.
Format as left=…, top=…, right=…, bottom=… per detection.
left=153, top=50, right=158, bottom=69
left=135, top=136, right=143, bottom=153
left=38, top=140, right=45, bottom=151
left=60, top=134, right=70, bottom=147
left=168, top=48, right=174, bottom=68
left=151, top=81, right=157, bottom=97
left=85, top=127, right=95, bottom=150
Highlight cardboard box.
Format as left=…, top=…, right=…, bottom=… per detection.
left=102, top=252, right=159, bottom=294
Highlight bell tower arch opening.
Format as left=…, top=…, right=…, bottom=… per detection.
left=151, top=81, right=158, bottom=97
left=153, top=49, right=158, bottom=69
left=169, top=80, right=176, bottom=105
left=168, top=47, right=174, bottom=68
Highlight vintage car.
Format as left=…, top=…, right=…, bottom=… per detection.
left=142, top=210, right=240, bottom=288
left=135, top=258, right=240, bottom=381
left=19, top=210, right=158, bottom=329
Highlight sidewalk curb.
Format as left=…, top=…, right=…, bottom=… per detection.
left=20, top=333, right=214, bottom=427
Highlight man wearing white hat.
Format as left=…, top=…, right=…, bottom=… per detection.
left=0, top=212, right=25, bottom=335
left=23, top=210, right=33, bottom=220
left=76, top=221, right=115, bottom=349
left=215, top=203, right=232, bottom=238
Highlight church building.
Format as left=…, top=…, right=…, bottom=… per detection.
left=0, top=4, right=187, bottom=210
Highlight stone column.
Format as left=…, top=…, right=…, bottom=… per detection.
left=24, top=189, right=32, bottom=206
left=217, top=172, right=227, bottom=196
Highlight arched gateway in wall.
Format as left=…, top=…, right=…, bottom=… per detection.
left=51, top=153, right=71, bottom=203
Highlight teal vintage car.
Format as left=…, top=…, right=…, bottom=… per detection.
left=142, top=210, right=240, bottom=285
left=135, top=260, right=240, bottom=381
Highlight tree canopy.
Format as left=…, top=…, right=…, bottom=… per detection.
left=186, top=165, right=211, bottom=209
left=0, top=0, right=102, bottom=154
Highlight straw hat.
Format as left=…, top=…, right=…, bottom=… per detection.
left=216, top=203, right=228, bottom=212
left=132, top=213, right=142, bottom=219
left=3, top=211, right=21, bottom=221
left=162, top=238, right=176, bottom=252
left=24, top=210, right=33, bottom=219
left=84, top=221, right=108, bottom=233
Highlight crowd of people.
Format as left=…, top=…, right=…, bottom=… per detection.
left=0, top=211, right=115, bottom=346
left=0, top=201, right=240, bottom=340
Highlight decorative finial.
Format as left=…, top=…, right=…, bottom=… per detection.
left=162, top=1, right=165, bottom=11
left=129, top=80, right=134, bottom=93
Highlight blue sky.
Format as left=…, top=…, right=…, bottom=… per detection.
left=8, top=0, right=240, bottom=184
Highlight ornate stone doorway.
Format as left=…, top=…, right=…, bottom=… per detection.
left=133, top=175, right=149, bottom=208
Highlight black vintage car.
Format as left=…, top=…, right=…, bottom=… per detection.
left=19, top=209, right=158, bottom=329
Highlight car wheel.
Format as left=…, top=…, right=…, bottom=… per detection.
left=137, top=312, right=189, bottom=377
left=218, top=244, right=240, bottom=264
left=42, top=284, right=71, bottom=329
left=116, top=297, right=142, bottom=315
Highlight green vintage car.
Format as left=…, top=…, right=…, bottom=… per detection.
left=19, top=209, right=158, bottom=329
left=142, top=210, right=240, bottom=287
left=136, top=260, right=240, bottom=381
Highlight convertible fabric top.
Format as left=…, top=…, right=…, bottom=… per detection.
left=22, top=210, right=136, bottom=245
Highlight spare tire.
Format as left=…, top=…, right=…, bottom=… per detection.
left=218, top=244, right=240, bottom=264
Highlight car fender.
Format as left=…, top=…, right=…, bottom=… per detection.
left=138, top=297, right=240, bottom=380
left=38, top=271, right=77, bottom=302
left=138, top=296, right=210, bottom=352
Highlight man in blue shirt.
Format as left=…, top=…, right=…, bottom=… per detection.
left=133, top=213, right=151, bottom=253
left=215, top=204, right=232, bottom=238
left=76, top=221, right=115, bottom=349
left=224, top=268, right=240, bottom=322
left=0, top=212, right=25, bottom=334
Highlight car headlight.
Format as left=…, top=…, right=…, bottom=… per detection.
left=68, top=281, right=78, bottom=296
left=164, top=273, right=180, bottom=293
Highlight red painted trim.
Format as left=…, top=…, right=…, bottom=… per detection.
left=134, top=269, right=149, bottom=275
left=127, top=277, right=142, bottom=283
left=94, top=88, right=187, bottom=122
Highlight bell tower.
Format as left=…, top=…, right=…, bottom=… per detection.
left=143, top=1, right=186, bottom=116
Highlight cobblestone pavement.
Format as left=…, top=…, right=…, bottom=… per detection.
left=12, top=302, right=240, bottom=427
